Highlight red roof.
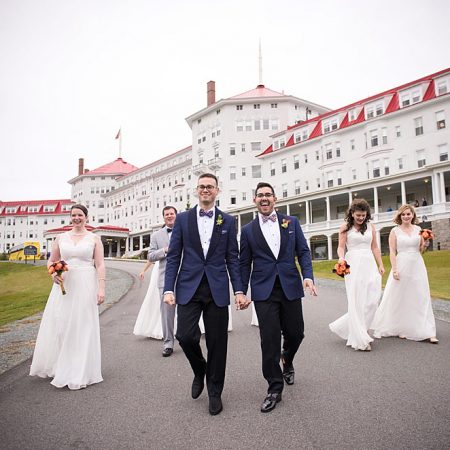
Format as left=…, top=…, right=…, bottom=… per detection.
left=231, top=84, right=286, bottom=99
left=44, top=224, right=129, bottom=234
left=258, top=67, right=450, bottom=157
left=87, top=158, right=138, bottom=175
left=0, top=199, right=74, bottom=216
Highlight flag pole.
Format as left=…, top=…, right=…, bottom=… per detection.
left=115, top=128, right=122, bottom=158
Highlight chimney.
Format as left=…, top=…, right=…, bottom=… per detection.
left=78, top=158, right=84, bottom=176
left=207, top=80, right=215, bottom=106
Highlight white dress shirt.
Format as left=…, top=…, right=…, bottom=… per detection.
left=197, top=207, right=215, bottom=258
left=258, top=212, right=280, bottom=259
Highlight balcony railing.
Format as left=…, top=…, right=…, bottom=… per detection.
left=208, top=157, right=222, bottom=170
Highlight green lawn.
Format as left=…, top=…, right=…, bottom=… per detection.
left=0, top=262, right=52, bottom=327
left=312, top=250, right=450, bottom=300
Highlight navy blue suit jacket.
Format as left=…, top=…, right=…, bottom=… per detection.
left=164, top=206, right=243, bottom=307
left=239, top=213, right=313, bottom=301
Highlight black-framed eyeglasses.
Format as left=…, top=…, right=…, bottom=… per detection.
left=255, top=193, right=274, bottom=198
left=197, top=185, right=217, bottom=191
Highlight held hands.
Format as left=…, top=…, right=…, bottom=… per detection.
left=303, top=279, right=318, bottom=296
left=164, top=293, right=176, bottom=306
left=235, top=293, right=251, bottom=310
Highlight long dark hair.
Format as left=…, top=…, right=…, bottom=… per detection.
left=344, top=199, right=372, bottom=234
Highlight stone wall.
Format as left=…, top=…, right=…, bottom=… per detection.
left=432, top=218, right=450, bottom=250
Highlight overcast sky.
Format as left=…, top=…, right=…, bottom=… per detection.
left=1, top=0, right=449, bottom=201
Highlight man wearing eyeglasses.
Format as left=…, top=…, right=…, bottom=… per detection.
left=240, top=182, right=317, bottom=413
left=163, top=173, right=247, bottom=416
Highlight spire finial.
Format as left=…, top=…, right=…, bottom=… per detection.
left=258, top=38, right=263, bottom=86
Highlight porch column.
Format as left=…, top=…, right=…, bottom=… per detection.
left=139, top=235, right=143, bottom=250
left=400, top=181, right=406, bottom=205
left=431, top=172, right=439, bottom=204
left=116, top=238, right=121, bottom=257
left=327, top=235, right=333, bottom=260
left=348, top=191, right=352, bottom=205
left=325, top=196, right=330, bottom=222
left=373, top=186, right=379, bottom=217
left=306, top=237, right=311, bottom=249
left=108, top=241, right=112, bottom=257
left=305, top=201, right=310, bottom=224
left=439, top=171, right=446, bottom=203
left=253, top=211, right=257, bottom=219
left=286, top=204, right=290, bottom=215
left=237, top=213, right=242, bottom=231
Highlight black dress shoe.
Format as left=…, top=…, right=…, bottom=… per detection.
left=191, top=376, right=205, bottom=399
left=162, top=348, right=173, bottom=357
left=209, top=396, right=223, bottom=415
left=260, top=393, right=282, bottom=413
left=283, top=367, right=295, bottom=385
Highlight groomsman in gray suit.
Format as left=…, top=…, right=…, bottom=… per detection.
left=148, top=206, right=177, bottom=357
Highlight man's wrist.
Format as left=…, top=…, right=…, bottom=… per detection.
left=163, top=291, right=174, bottom=295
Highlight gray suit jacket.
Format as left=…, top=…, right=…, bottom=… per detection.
left=148, top=227, right=170, bottom=288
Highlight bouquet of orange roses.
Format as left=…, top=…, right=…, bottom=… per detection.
left=332, top=260, right=350, bottom=278
left=48, top=260, right=69, bottom=295
left=419, top=229, right=434, bottom=241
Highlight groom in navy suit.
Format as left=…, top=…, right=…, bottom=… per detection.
left=164, top=173, right=246, bottom=415
left=240, top=182, right=317, bottom=413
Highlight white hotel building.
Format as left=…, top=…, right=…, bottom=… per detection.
left=2, top=68, right=449, bottom=259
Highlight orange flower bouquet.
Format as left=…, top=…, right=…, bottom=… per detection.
left=48, top=260, right=69, bottom=295
left=419, top=229, right=434, bottom=241
left=332, top=260, right=350, bottom=278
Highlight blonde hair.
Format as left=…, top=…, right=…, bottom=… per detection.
left=393, top=204, right=419, bottom=225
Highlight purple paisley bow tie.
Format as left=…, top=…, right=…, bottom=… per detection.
left=262, top=213, right=277, bottom=223
left=199, top=209, right=214, bottom=218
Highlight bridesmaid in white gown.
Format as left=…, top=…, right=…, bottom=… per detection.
left=371, top=204, right=438, bottom=343
left=329, top=199, right=385, bottom=351
left=134, top=264, right=233, bottom=338
left=30, top=204, right=104, bottom=389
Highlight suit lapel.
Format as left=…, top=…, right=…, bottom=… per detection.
left=251, top=217, right=276, bottom=260
left=188, top=206, right=205, bottom=260
left=205, top=207, right=223, bottom=260
left=277, top=213, right=289, bottom=259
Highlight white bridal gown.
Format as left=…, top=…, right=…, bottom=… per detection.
left=329, top=226, right=381, bottom=350
left=134, top=263, right=232, bottom=338
left=371, top=225, right=436, bottom=340
left=30, top=232, right=103, bottom=389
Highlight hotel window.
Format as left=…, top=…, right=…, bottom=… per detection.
left=230, top=167, right=236, bottom=180
left=252, top=165, right=262, bottom=178
left=373, top=160, right=380, bottom=178
left=317, top=178, right=321, bottom=188
left=303, top=154, right=307, bottom=165
left=414, top=117, right=424, bottom=136
left=396, top=126, right=401, bottom=137
left=384, top=158, right=390, bottom=175
left=327, top=172, right=334, bottom=188
left=294, top=155, right=300, bottom=169
left=325, top=144, right=333, bottom=160
left=315, top=150, right=320, bottom=161
left=251, top=142, right=261, bottom=152
left=236, top=121, right=244, bottom=132
left=271, top=103, right=278, bottom=108
left=350, top=139, right=355, bottom=150
left=302, top=129, right=308, bottom=141
left=198, top=152, right=204, bottom=163
left=381, top=128, right=388, bottom=145
left=352, top=169, right=357, bottom=180
left=401, top=93, right=410, bottom=107
left=241, top=143, right=246, bottom=152
left=439, top=144, right=449, bottom=161
left=294, top=180, right=301, bottom=195
left=366, top=106, right=374, bottom=119
left=214, top=147, right=219, bottom=157
left=370, top=130, right=378, bottom=147
left=323, top=118, right=338, bottom=134
left=245, top=121, right=252, bottom=131
left=349, top=109, right=356, bottom=121
left=417, top=149, right=426, bottom=168
left=337, top=170, right=342, bottom=185
left=254, top=104, right=260, bottom=109
left=282, top=184, right=288, bottom=198
left=436, top=111, right=446, bottom=130
left=236, top=105, right=243, bottom=110
left=295, top=133, right=301, bottom=143
left=437, top=80, right=448, bottom=96
left=263, top=119, right=269, bottom=130
left=271, top=119, right=279, bottom=131
left=241, top=167, right=246, bottom=176
left=230, top=191, right=237, bottom=205
left=254, top=120, right=261, bottom=130
left=376, top=103, right=384, bottom=116
left=281, top=159, right=287, bottom=173
left=242, top=192, right=247, bottom=201
left=305, top=180, right=309, bottom=191
left=412, top=90, right=421, bottom=103
left=270, top=162, right=276, bottom=176
left=336, top=143, right=341, bottom=157
left=229, top=144, right=236, bottom=156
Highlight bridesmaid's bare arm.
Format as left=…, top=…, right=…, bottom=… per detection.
left=93, top=235, right=106, bottom=304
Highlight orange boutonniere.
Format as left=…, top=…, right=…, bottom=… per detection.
left=281, top=218, right=291, bottom=229
left=419, top=229, right=434, bottom=241
left=332, top=260, right=350, bottom=278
